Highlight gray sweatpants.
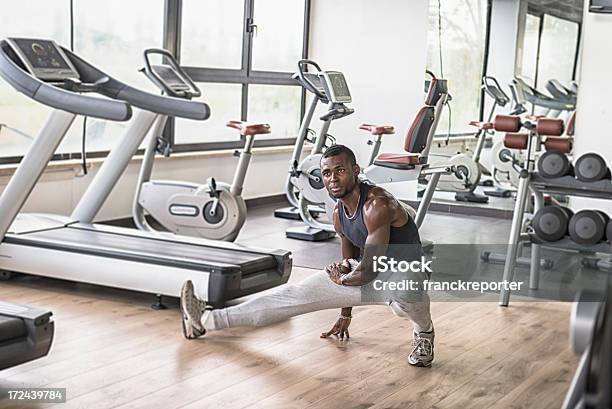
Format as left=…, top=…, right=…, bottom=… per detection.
left=207, top=269, right=432, bottom=333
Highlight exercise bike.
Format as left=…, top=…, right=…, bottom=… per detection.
left=132, top=48, right=271, bottom=241
left=275, top=60, right=390, bottom=227
left=288, top=67, right=454, bottom=243
left=283, top=60, right=356, bottom=241
left=423, top=75, right=512, bottom=203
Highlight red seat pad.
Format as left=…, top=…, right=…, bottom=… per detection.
left=359, top=124, right=395, bottom=135
left=375, top=152, right=421, bottom=165
left=226, top=120, right=271, bottom=136
left=469, top=120, right=494, bottom=130
left=503, top=133, right=529, bottom=149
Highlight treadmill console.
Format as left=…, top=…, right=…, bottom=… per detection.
left=320, top=71, right=351, bottom=104
left=6, top=38, right=79, bottom=81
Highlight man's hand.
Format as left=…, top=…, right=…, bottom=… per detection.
left=320, top=315, right=351, bottom=340
left=325, top=260, right=351, bottom=285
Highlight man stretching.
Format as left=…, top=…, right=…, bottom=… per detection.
left=180, top=145, right=435, bottom=367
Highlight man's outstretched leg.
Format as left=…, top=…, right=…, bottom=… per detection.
left=180, top=269, right=364, bottom=339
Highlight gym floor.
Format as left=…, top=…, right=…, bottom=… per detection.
left=0, top=203, right=577, bottom=409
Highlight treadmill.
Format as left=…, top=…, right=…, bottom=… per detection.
left=511, top=77, right=575, bottom=117
left=0, top=38, right=291, bottom=308
left=0, top=300, right=54, bottom=370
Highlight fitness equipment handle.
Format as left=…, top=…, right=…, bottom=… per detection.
left=115, top=84, right=209, bottom=120
left=63, top=47, right=210, bottom=121
left=320, top=105, right=354, bottom=122
left=483, top=76, right=510, bottom=106
left=142, top=48, right=201, bottom=98
left=296, top=59, right=326, bottom=100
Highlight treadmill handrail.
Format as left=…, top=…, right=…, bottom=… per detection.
left=0, top=41, right=132, bottom=121
left=63, top=48, right=211, bottom=121
left=513, top=77, right=575, bottom=111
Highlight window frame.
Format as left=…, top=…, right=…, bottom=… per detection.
left=0, top=0, right=311, bottom=164
left=163, top=0, right=311, bottom=154
left=427, top=0, right=493, bottom=137
left=516, top=9, right=582, bottom=90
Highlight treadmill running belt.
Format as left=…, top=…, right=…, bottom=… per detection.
left=7, top=227, right=276, bottom=274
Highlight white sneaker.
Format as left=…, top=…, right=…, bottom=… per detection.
left=408, top=326, right=435, bottom=367
left=180, top=280, right=209, bottom=339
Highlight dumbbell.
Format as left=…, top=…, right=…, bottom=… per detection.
left=532, top=206, right=573, bottom=242
left=569, top=210, right=610, bottom=245
left=537, top=150, right=573, bottom=179
left=574, top=153, right=611, bottom=182
left=607, top=218, right=612, bottom=243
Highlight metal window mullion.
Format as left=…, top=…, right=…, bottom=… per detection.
left=479, top=0, right=493, bottom=122
left=163, top=0, right=181, bottom=57
left=572, top=21, right=582, bottom=81
left=243, top=0, right=255, bottom=77
left=0, top=137, right=299, bottom=165
left=534, top=14, right=544, bottom=92
left=183, top=67, right=297, bottom=85
left=171, top=137, right=296, bottom=153
left=163, top=0, right=182, bottom=148
left=300, top=0, right=311, bottom=119
left=241, top=0, right=255, bottom=124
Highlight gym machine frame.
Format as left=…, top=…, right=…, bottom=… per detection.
left=495, top=116, right=612, bottom=306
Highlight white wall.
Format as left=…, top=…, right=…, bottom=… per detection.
left=310, top=0, right=429, bottom=160
left=309, top=0, right=430, bottom=198
left=570, top=6, right=612, bottom=214
left=0, top=1, right=432, bottom=218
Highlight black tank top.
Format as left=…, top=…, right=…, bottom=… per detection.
left=337, top=182, right=422, bottom=261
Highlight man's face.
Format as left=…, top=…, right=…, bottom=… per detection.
left=321, top=153, right=359, bottom=199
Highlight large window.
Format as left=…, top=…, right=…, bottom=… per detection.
left=64, top=0, right=164, bottom=155
left=516, top=13, right=541, bottom=86
left=0, top=1, right=164, bottom=160
left=426, top=0, right=489, bottom=134
left=175, top=83, right=243, bottom=144
left=0, top=1, right=71, bottom=158
left=181, top=0, right=244, bottom=69
left=0, top=0, right=310, bottom=163
left=537, top=15, right=579, bottom=88
left=247, top=85, right=302, bottom=141
left=175, top=0, right=308, bottom=148
left=251, top=0, right=305, bottom=72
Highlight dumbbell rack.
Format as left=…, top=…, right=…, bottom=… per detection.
left=500, top=172, right=612, bottom=306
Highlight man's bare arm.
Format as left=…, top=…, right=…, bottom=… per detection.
left=338, top=197, right=393, bottom=286
left=320, top=207, right=358, bottom=340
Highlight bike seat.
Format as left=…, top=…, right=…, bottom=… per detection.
left=525, top=114, right=545, bottom=122
left=468, top=120, right=494, bottom=130
left=359, top=124, right=395, bottom=136
left=226, top=120, right=271, bottom=136
left=373, top=152, right=421, bottom=169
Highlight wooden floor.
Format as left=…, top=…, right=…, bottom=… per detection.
left=0, top=266, right=577, bottom=409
